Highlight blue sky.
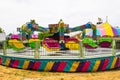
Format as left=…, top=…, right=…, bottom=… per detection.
left=0, top=0, right=120, bottom=34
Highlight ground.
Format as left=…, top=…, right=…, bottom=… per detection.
left=0, top=65, right=120, bottom=80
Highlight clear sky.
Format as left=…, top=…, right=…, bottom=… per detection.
left=0, top=0, right=120, bottom=34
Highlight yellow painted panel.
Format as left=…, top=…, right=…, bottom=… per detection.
left=5, top=58, right=11, bottom=66
left=22, top=60, right=30, bottom=69
left=70, top=62, right=80, bottom=72
left=92, top=60, right=101, bottom=71
left=110, top=57, right=117, bottom=69
left=44, top=61, right=54, bottom=71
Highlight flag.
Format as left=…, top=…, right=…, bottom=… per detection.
left=98, top=17, right=102, bottom=22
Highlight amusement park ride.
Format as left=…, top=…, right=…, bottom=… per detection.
left=0, top=19, right=120, bottom=72
left=15, top=19, right=98, bottom=51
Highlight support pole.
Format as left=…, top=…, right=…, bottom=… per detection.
left=79, top=40, right=85, bottom=58
left=34, top=41, right=40, bottom=59
left=3, top=41, right=7, bottom=56
left=112, top=39, right=116, bottom=56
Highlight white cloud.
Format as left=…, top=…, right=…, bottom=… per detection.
left=0, top=0, right=120, bottom=34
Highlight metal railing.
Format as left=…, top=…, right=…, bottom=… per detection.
left=0, top=39, right=120, bottom=59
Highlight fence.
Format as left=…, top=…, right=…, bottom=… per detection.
left=0, top=38, right=120, bottom=59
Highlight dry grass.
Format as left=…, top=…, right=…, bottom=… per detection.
left=0, top=65, right=120, bottom=80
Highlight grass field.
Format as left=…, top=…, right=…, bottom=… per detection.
left=0, top=65, right=120, bottom=80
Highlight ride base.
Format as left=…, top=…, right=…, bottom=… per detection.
left=0, top=53, right=120, bottom=72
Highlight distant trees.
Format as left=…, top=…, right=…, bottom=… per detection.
left=0, top=27, right=4, bottom=33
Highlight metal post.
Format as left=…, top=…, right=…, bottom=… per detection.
left=3, top=41, right=7, bottom=56
left=34, top=41, right=40, bottom=59
left=79, top=40, right=85, bottom=58
left=112, top=39, right=116, bottom=56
